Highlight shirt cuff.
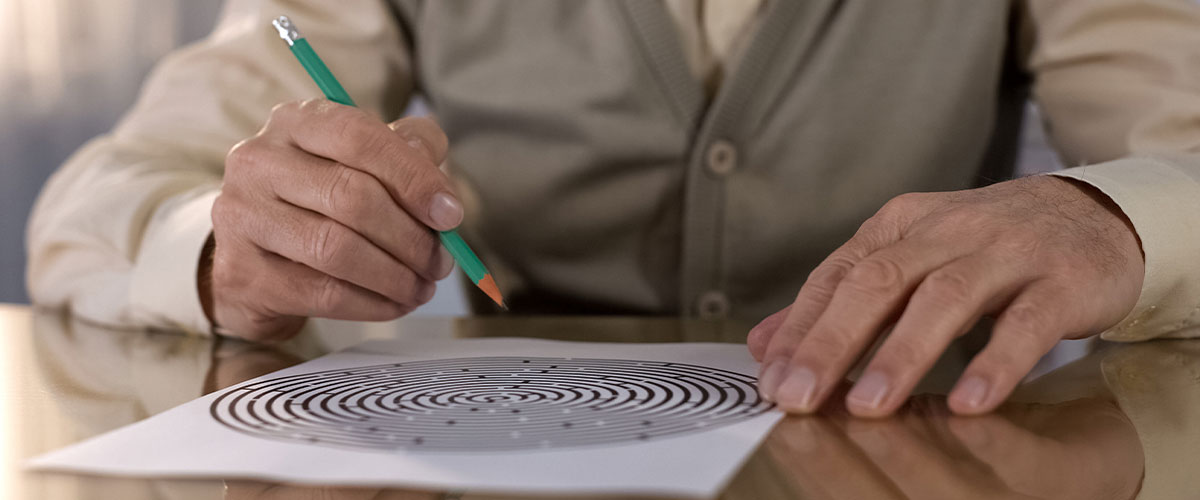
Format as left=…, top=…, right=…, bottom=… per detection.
left=129, top=188, right=219, bottom=335
left=1048, top=156, right=1200, bottom=341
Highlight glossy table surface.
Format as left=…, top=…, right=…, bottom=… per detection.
left=3, top=303, right=1197, bottom=499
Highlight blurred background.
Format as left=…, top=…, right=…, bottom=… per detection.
left=0, top=0, right=1059, bottom=316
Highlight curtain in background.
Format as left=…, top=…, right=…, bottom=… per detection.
left=0, top=0, right=222, bottom=304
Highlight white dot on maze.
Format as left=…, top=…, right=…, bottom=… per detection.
left=510, top=431, right=521, bottom=438
left=518, top=416, right=528, bottom=423
left=596, top=420, right=605, bottom=426
left=561, top=409, right=572, bottom=414
left=406, top=416, right=415, bottom=421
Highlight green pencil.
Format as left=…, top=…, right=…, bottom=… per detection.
left=272, top=15, right=506, bottom=309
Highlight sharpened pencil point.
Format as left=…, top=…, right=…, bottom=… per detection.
left=477, top=274, right=506, bottom=309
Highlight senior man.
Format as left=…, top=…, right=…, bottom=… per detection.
left=27, top=0, right=1200, bottom=418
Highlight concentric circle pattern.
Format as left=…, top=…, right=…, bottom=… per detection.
left=211, top=356, right=773, bottom=452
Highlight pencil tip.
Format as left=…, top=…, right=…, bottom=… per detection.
left=477, top=274, right=506, bottom=310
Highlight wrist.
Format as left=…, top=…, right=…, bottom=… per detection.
left=198, top=233, right=216, bottom=326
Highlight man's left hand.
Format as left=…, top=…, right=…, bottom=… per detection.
left=748, top=176, right=1144, bottom=417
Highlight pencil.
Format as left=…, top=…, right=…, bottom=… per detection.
left=272, top=15, right=506, bottom=309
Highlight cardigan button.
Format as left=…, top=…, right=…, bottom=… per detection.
left=705, top=140, right=738, bottom=177
left=697, top=290, right=731, bottom=319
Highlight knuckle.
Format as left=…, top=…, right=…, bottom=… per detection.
left=878, top=192, right=923, bottom=217
left=406, top=117, right=450, bottom=160
left=323, top=167, right=372, bottom=220
left=210, top=254, right=241, bottom=290
left=803, top=330, right=853, bottom=360
left=268, top=100, right=302, bottom=122
left=329, top=114, right=365, bottom=152
left=225, top=139, right=265, bottom=174
left=844, top=257, right=905, bottom=295
left=425, top=127, right=449, bottom=159
left=1002, top=302, right=1048, bottom=334
left=330, top=115, right=385, bottom=163
left=210, top=194, right=232, bottom=226
left=999, top=303, right=1059, bottom=350
left=308, top=220, right=349, bottom=271
left=805, top=259, right=852, bottom=294
left=919, top=268, right=974, bottom=305
left=298, top=97, right=328, bottom=115
left=389, top=149, right=431, bottom=198
left=313, top=275, right=348, bottom=312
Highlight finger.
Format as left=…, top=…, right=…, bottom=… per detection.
left=765, top=418, right=904, bottom=500
left=756, top=219, right=901, bottom=395
left=244, top=200, right=436, bottom=307
left=758, top=193, right=938, bottom=399
left=212, top=246, right=409, bottom=341
left=769, top=236, right=963, bottom=413
left=255, top=250, right=413, bottom=322
left=747, top=305, right=790, bottom=361
left=262, top=147, right=453, bottom=281
left=273, top=99, right=462, bottom=231
left=389, top=116, right=449, bottom=165
left=949, top=283, right=1078, bottom=415
left=846, top=253, right=1029, bottom=417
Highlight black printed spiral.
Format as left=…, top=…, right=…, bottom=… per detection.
left=211, top=356, right=773, bottom=452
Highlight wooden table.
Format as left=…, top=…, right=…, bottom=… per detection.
left=3, top=304, right=1188, bottom=499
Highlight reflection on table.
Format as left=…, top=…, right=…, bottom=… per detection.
left=6, top=304, right=1198, bottom=499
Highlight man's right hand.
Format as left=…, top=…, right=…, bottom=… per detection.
left=204, top=99, right=459, bottom=341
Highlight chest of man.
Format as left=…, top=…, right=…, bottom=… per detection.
left=391, top=0, right=1024, bottom=321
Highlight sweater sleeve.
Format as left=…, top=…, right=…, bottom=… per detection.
left=26, top=0, right=413, bottom=334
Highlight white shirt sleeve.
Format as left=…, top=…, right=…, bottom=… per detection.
left=26, top=0, right=413, bottom=334
left=1027, top=0, right=1200, bottom=340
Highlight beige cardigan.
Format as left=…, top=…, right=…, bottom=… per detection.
left=26, top=0, right=1200, bottom=342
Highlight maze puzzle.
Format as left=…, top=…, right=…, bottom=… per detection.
left=210, top=356, right=773, bottom=452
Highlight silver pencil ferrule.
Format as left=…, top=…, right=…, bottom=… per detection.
left=272, top=16, right=303, bottom=46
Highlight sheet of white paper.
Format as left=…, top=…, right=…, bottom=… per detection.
left=28, top=338, right=783, bottom=498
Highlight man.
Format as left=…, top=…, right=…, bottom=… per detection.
left=27, top=0, right=1200, bottom=418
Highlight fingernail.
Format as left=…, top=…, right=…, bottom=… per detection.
left=952, top=376, right=990, bottom=410
left=757, top=361, right=787, bottom=401
left=775, top=366, right=819, bottom=412
left=428, top=192, right=463, bottom=229
left=847, top=371, right=890, bottom=411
